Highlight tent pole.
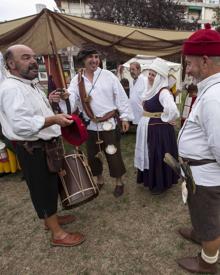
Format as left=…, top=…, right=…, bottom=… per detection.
left=46, top=11, right=66, bottom=89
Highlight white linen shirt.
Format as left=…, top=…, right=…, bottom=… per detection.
left=178, top=73, right=220, bottom=187
left=0, top=75, right=61, bottom=141
left=129, top=74, right=148, bottom=124
left=60, top=67, right=134, bottom=131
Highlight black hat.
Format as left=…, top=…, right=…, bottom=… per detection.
left=77, top=46, right=99, bottom=62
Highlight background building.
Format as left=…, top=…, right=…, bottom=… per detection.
left=51, top=0, right=220, bottom=83
left=54, top=0, right=90, bottom=17
left=179, top=0, right=220, bottom=26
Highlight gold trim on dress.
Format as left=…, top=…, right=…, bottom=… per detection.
left=143, top=111, right=163, bottom=118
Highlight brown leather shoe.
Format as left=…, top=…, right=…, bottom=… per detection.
left=113, top=184, right=124, bottom=197
left=177, top=253, right=217, bottom=274
left=45, top=214, right=76, bottom=230
left=178, top=227, right=201, bottom=245
left=51, top=232, right=85, bottom=247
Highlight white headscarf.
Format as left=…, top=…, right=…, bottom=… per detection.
left=142, top=73, right=168, bottom=101
left=142, top=58, right=169, bottom=101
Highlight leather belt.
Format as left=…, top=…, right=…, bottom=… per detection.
left=181, top=157, right=216, bottom=166
left=16, top=137, right=61, bottom=154
left=93, top=110, right=117, bottom=123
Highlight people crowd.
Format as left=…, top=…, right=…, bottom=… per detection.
left=1, top=22, right=220, bottom=274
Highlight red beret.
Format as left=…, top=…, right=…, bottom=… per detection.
left=61, top=114, right=88, bottom=146
left=183, top=23, right=220, bottom=56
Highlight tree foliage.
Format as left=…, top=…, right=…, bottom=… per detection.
left=87, top=0, right=198, bottom=30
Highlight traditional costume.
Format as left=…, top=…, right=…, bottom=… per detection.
left=61, top=54, right=133, bottom=190
left=129, top=74, right=147, bottom=125
left=134, top=58, right=179, bottom=194
left=0, top=75, right=61, bottom=218
left=177, top=23, right=220, bottom=274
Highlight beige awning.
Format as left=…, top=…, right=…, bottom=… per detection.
left=0, top=9, right=192, bottom=57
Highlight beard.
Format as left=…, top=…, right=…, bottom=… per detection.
left=17, top=63, right=39, bottom=80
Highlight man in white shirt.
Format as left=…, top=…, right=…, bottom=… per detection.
left=129, top=62, right=147, bottom=125
left=0, top=45, right=85, bottom=247
left=52, top=47, right=133, bottom=197
left=177, top=25, right=220, bottom=274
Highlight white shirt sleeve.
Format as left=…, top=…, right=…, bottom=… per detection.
left=159, top=89, right=179, bottom=122
left=2, top=87, right=45, bottom=137
left=201, top=99, right=220, bottom=164
left=112, top=74, right=134, bottom=121
left=60, top=76, right=79, bottom=114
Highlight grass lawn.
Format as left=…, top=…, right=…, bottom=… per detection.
left=0, top=132, right=204, bottom=275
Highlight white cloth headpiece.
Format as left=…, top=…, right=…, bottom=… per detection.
left=142, top=58, right=169, bottom=100
left=149, top=58, right=169, bottom=78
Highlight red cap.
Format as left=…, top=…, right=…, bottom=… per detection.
left=183, top=23, right=220, bottom=56
left=61, top=114, right=88, bottom=146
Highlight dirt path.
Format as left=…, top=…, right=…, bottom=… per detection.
left=0, top=134, right=200, bottom=275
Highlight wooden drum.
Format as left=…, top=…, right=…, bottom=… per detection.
left=59, top=151, right=98, bottom=208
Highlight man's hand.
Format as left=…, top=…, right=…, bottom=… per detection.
left=54, top=114, right=73, bottom=127
left=60, top=89, right=70, bottom=100
left=121, top=121, right=130, bottom=132
left=44, top=114, right=73, bottom=129
left=48, top=89, right=70, bottom=103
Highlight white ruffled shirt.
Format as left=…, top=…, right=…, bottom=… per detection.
left=0, top=75, right=60, bottom=141
left=129, top=74, right=148, bottom=124
left=135, top=88, right=179, bottom=171
left=60, top=67, right=134, bottom=131
left=178, top=73, right=220, bottom=187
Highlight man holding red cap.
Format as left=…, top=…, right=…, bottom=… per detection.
left=0, top=45, right=85, bottom=247
left=177, top=24, right=220, bottom=273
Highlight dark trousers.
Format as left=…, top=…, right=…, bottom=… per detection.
left=188, top=184, right=220, bottom=241
left=86, top=129, right=126, bottom=178
left=16, top=144, right=58, bottom=219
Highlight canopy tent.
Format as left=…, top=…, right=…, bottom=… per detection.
left=122, top=55, right=182, bottom=89
left=0, top=8, right=192, bottom=57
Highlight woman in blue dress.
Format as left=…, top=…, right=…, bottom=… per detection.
left=134, top=58, right=179, bottom=195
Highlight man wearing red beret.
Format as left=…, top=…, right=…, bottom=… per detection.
left=177, top=24, right=220, bottom=274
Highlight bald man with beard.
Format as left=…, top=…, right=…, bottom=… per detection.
left=0, top=44, right=85, bottom=247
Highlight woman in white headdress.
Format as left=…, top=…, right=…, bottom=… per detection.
left=134, top=58, right=179, bottom=195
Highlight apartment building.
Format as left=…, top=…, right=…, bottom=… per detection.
left=178, top=0, right=220, bottom=25
left=55, top=0, right=220, bottom=26
left=54, top=0, right=90, bottom=17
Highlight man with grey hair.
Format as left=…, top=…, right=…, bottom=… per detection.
left=177, top=24, right=220, bottom=274
left=129, top=62, right=147, bottom=125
